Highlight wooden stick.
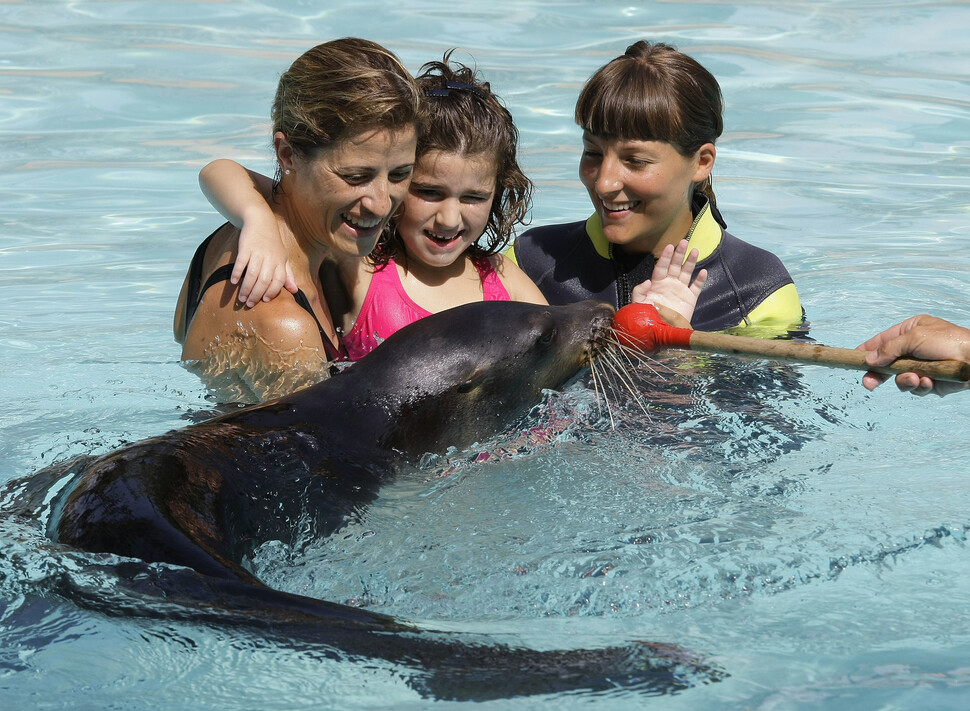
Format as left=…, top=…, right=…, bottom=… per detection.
left=687, top=331, right=970, bottom=382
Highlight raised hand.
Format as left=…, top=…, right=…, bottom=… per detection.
left=631, top=239, right=707, bottom=325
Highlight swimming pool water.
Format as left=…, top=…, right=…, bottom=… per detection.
left=2, top=1, right=969, bottom=708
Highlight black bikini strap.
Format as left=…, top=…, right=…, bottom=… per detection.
left=292, top=289, right=345, bottom=362
left=184, top=230, right=221, bottom=328
left=200, top=264, right=235, bottom=297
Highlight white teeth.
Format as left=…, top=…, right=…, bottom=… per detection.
left=427, top=230, right=460, bottom=241
left=344, top=213, right=381, bottom=229
left=602, top=200, right=638, bottom=211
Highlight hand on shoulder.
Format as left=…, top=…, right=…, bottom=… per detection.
left=234, top=214, right=299, bottom=307
left=199, top=159, right=299, bottom=307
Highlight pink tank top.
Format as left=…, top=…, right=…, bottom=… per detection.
left=343, top=256, right=511, bottom=361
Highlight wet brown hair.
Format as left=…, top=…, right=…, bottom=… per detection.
left=271, top=37, right=421, bottom=162
left=575, top=40, right=723, bottom=206
left=371, top=51, right=532, bottom=266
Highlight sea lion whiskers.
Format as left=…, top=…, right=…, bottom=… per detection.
left=602, top=346, right=650, bottom=419
left=579, top=310, right=614, bottom=425
left=586, top=355, right=615, bottom=428
left=609, top=326, right=668, bottom=379
left=583, top=327, right=660, bottom=421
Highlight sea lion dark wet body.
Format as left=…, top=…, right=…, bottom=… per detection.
left=50, top=300, right=613, bottom=579
left=6, top=300, right=723, bottom=699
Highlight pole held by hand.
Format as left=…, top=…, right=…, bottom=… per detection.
left=613, top=303, right=970, bottom=382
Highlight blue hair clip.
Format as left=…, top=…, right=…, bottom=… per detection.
left=424, top=81, right=488, bottom=100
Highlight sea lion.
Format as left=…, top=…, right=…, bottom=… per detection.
left=3, top=300, right=722, bottom=700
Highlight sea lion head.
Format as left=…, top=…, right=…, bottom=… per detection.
left=348, top=299, right=615, bottom=456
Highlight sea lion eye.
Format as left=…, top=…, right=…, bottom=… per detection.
left=457, top=366, right=487, bottom=393
left=533, top=312, right=557, bottom=349
left=537, top=327, right=556, bottom=348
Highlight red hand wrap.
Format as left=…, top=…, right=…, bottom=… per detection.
left=612, top=303, right=694, bottom=355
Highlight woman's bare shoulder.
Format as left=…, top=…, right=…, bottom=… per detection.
left=181, top=291, right=324, bottom=361
left=491, top=253, right=548, bottom=305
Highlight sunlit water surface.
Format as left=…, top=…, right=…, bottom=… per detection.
left=1, top=1, right=969, bottom=709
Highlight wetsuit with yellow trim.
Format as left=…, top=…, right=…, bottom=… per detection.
left=510, top=193, right=804, bottom=334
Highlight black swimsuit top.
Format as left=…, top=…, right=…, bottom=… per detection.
left=183, top=226, right=347, bottom=362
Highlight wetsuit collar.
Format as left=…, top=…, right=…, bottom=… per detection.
left=683, top=194, right=726, bottom=262
left=585, top=213, right=612, bottom=259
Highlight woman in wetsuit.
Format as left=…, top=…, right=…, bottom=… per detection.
left=511, top=40, right=804, bottom=336
left=173, top=38, right=420, bottom=400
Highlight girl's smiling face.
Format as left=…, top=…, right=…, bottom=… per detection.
left=578, top=132, right=714, bottom=255
left=396, top=150, right=497, bottom=269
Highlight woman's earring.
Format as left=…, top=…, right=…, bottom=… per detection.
left=284, top=169, right=292, bottom=175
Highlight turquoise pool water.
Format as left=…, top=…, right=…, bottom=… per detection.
left=2, top=0, right=969, bottom=708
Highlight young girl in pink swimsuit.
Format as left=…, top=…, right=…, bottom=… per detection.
left=200, top=55, right=706, bottom=362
